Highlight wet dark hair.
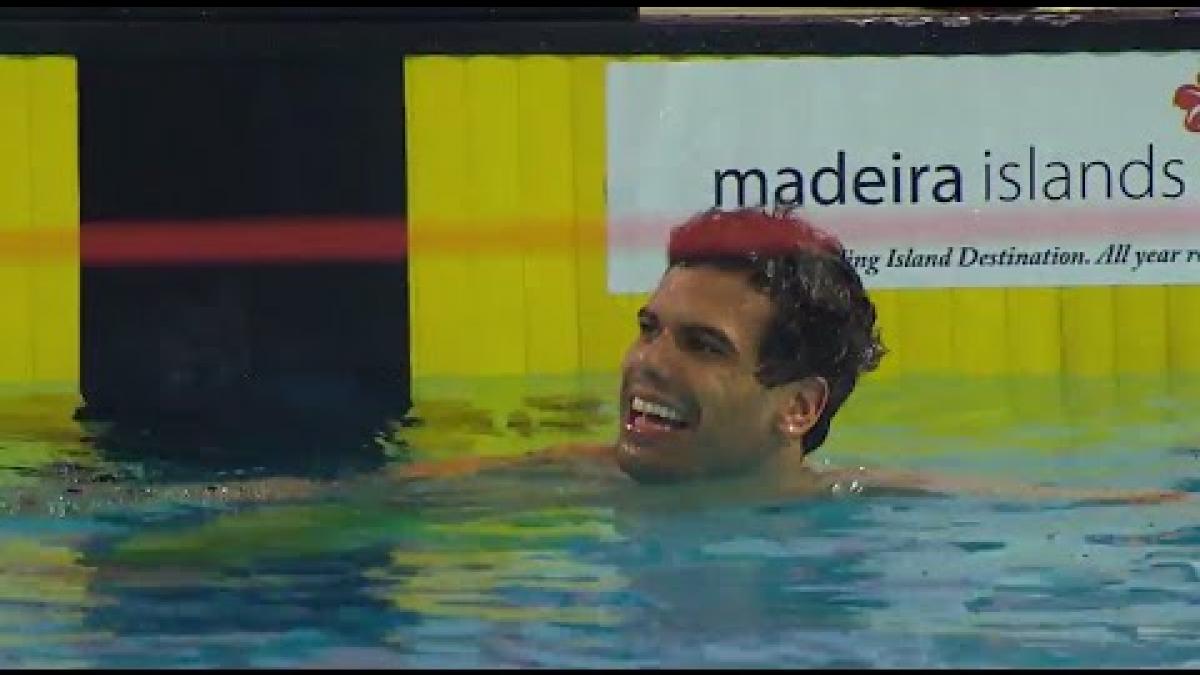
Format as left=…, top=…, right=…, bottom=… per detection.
left=666, top=206, right=886, bottom=453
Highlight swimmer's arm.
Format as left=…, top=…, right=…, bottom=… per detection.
left=851, top=467, right=1188, bottom=505
left=391, top=443, right=612, bottom=480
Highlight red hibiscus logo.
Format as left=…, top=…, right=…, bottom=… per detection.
left=1175, top=74, right=1200, bottom=132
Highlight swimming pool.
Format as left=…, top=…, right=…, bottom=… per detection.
left=1, top=373, right=1198, bottom=668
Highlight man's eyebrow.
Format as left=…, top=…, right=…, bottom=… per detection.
left=679, top=322, right=739, bottom=355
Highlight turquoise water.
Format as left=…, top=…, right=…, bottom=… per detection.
left=1, top=374, right=1199, bottom=668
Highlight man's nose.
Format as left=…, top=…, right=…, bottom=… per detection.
left=629, top=329, right=675, bottom=385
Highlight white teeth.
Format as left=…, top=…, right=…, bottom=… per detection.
left=631, top=396, right=683, bottom=422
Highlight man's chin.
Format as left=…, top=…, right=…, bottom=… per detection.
left=614, top=439, right=692, bottom=485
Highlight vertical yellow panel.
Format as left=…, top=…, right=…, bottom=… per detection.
left=896, top=289, right=953, bottom=374
left=464, top=57, right=525, bottom=377
left=0, top=59, right=33, bottom=383
left=404, top=57, right=471, bottom=382
left=1006, top=288, right=1061, bottom=375
left=1113, top=286, right=1167, bottom=375
left=866, top=288, right=900, bottom=379
left=951, top=288, right=1006, bottom=376
left=1060, top=287, right=1114, bottom=377
left=1167, top=285, right=1200, bottom=373
left=518, top=57, right=579, bottom=375
left=403, top=57, right=430, bottom=382
left=28, top=57, right=78, bottom=386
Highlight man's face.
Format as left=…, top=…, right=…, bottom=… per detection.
left=616, top=264, right=793, bottom=483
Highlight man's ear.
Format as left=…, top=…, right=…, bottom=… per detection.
left=777, top=376, right=829, bottom=443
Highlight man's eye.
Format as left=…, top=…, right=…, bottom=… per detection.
left=685, top=335, right=725, bottom=356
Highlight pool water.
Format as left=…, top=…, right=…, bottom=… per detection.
left=1, top=374, right=1199, bottom=668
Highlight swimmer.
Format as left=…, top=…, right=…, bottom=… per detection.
left=398, top=206, right=1186, bottom=506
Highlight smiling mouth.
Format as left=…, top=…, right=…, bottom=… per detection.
left=625, top=395, right=692, bottom=435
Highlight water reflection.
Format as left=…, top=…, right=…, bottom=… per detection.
left=367, top=509, right=627, bottom=628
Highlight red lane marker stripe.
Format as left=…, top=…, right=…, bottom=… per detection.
left=81, top=217, right=409, bottom=266
left=20, top=206, right=1198, bottom=267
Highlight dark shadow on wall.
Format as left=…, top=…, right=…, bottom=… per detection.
left=78, top=58, right=411, bottom=476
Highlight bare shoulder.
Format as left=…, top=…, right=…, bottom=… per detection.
left=834, top=465, right=1188, bottom=505
left=542, top=443, right=614, bottom=461
left=392, top=443, right=613, bottom=480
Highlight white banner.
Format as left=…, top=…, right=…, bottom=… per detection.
left=606, top=54, right=1200, bottom=292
